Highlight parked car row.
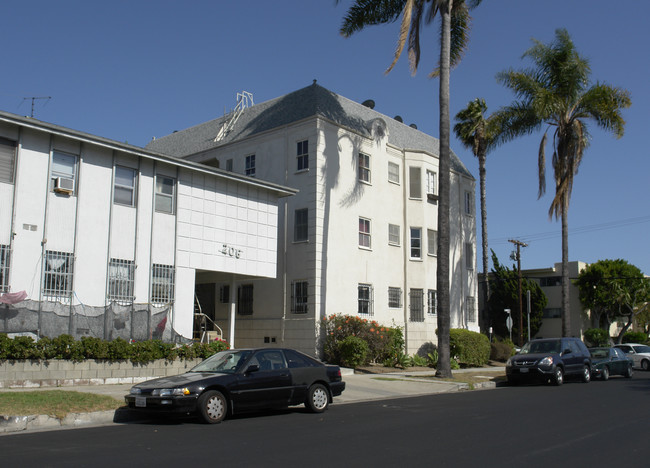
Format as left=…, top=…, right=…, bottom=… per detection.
left=505, top=337, right=647, bottom=386
left=125, top=347, right=346, bottom=424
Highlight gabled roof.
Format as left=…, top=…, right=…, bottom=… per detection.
left=146, top=82, right=473, bottom=178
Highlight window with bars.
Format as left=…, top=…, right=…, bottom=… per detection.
left=428, top=229, right=438, bottom=256
left=0, top=244, right=10, bottom=293
left=428, top=289, right=437, bottom=315
left=151, top=264, right=175, bottom=304
left=359, top=217, right=371, bottom=249
left=297, top=140, right=309, bottom=171
left=388, top=161, right=399, bottom=184
left=388, top=287, right=402, bottom=308
left=410, top=227, right=422, bottom=259
left=388, top=224, right=400, bottom=246
left=238, top=284, right=254, bottom=315
left=358, top=153, right=370, bottom=183
left=155, top=175, right=175, bottom=214
left=409, top=289, right=425, bottom=322
left=43, top=251, right=74, bottom=301
left=0, top=137, right=16, bottom=184
left=358, top=284, right=373, bottom=315
left=114, top=166, right=137, bottom=207
left=108, top=259, right=135, bottom=303
left=291, top=281, right=308, bottom=314
left=245, top=154, right=256, bottom=177
left=294, top=208, right=308, bottom=242
left=466, top=296, right=476, bottom=322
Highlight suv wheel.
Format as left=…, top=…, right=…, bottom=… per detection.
left=552, top=367, right=563, bottom=386
left=581, top=365, right=591, bottom=383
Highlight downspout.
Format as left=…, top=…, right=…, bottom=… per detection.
left=281, top=127, right=289, bottom=344
left=171, top=166, right=179, bottom=340
left=38, top=135, right=54, bottom=332
left=69, top=143, right=83, bottom=336
left=8, top=127, right=23, bottom=292
left=147, top=161, right=157, bottom=340
left=131, top=157, right=142, bottom=341
left=104, top=151, right=116, bottom=340
left=402, top=154, right=409, bottom=353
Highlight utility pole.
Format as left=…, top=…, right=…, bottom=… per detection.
left=509, top=239, right=528, bottom=346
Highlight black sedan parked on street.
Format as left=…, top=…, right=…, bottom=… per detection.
left=125, top=348, right=345, bottom=423
left=589, top=347, right=633, bottom=380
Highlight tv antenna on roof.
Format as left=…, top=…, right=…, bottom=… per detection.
left=22, top=96, right=51, bottom=118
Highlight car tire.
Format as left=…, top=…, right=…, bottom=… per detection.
left=624, top=365, right=633, bottom=378
left=197, top=390, right=227, bottom=424
left=305, top=383, right=329, bottom=413
left=581, top=365, right=591, bottom=383
left=552, top=367, right=563, bottom=386
left=642, top=359, right=650, bottom=371
left=601, top=366, right=609, bottom=381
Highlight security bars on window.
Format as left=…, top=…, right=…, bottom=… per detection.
left=43, top=250, right=74, bottom=301
left=292, top=281, right=308, bottom=314
left=409, top=289, right=425, bottom=322
left=358, top=284, right=373, bottom=315
left=108, top=258, right=135, bottom=303
left=0, top=244, right=10, bottom=293
left=151, top=264, right=175, bottom=304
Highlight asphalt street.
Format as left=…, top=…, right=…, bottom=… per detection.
left=1, top=371, right=648, bottom=467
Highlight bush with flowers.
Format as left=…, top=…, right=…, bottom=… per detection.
left=322, top=314, right=404, bottom=366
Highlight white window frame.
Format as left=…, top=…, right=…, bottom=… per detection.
left=388, top=224, right=400, bottom=246
left=114, top=166, right=137, bottom=207
left=427, top=229, right=438, bottom=256
left=294, top=208, right=308, bottom=242
left=108, top=258, right=135, bottom=303
left=291, top=280, right=308, bottom=314
left=410, top=227, right=422, bottom=259
left=43, top=250, right=74, bottom=302
left=155, top=175, right=176, bottom=214
left=358, top=152, right=371, bottom=183
left=245, top=154, right=256, bottom=177
left=297, top=140, right=309, bottom=172
left=0, top=137, right=17, bottom=184
left=0, top=244, right=10, bottom=293
left=388, top=161, right=400, bottom=184
left=359, top=217, right=371, bottom=249
left=426, top=170, right=437, bottom=196
left=428, top=289, right=437, bottom=315
left=151, top=264, right=175, bottom=304
left=358, top=283, right=373, bottom=315
left=409, top=166, right=422, bottom=199
left=388, top=287, right=402, bottom=308
left=51, top=150, right=78, bottom=194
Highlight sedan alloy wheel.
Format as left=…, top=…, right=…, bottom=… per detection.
left=306, top=384, right=329, bottom=413
left=198, top=390, right=227, bottom=424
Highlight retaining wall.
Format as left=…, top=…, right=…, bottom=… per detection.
left=0, top=359, right=203, bottom=388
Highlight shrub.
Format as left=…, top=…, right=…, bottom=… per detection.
left=490, top=340, right=515, bottom=361
left=338, top=336, right=369, bottom=368
left=427, top=349, right=439, bottom=367
left=622, top=331, right=648, bottom=344
left=584, top=328, right=611, bottom=347
left=410, top=354, right=428, bottom=367
left=449, top=329, right=490, bottom=367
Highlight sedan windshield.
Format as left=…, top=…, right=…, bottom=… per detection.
left=520, top=340, right=561, bottom=354
left=190, top=350, right=253, bottom=374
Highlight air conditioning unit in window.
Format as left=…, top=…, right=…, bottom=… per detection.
left=54, top=177, right=74, bottom=194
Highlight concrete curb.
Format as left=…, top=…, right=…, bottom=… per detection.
left=1, top=410, right=117, bottom=434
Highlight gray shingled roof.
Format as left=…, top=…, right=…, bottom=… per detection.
left=146, top=82, right=473, bottom=178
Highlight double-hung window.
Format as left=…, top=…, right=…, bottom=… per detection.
left=358, top=284, right=373, bottom=315
left=0, top=137, right=17, bottom=184
left=410, top=227, right=422, bottom=259
left=108, top=259, right=135, bottom=303
left=238, top=284, right=254, bottom=315
left=388, top=287, right=402, bottom=308
left=245, top=154, right=256, bottom=177
left=426, top=170, right=437, bottom=199
left=409, top=289, right=425, bottom=322
left=155, top=175, right=175, bottom=214
left=428, top=290, right=437, bottom=315
left=151, top=264, right=175, bottom=303
left=409, top=166, right=421, bottom=199
left=0, top=244, right=10, bottom=293
left=294, top=208, right=308, bottom=242
left=388, top=224, right=400, bottom=246
left=465, top=243, right=474, bottom=269
left=291, top=281, right=308, bottom=314
left=464, top=191, right=473, bottom=215
left=297, top=140, right=309, bottom=171
left=359, top=217, right=371, bottom=249
left=51, top=151, right=77, bottom=193
left=114, top=166, right=137, bottom=206
left=427, top=229, right=438, bottom=256
left=358, top=153, right=371, bottom=183
left=388, top=161, right=400, bottom=184
left=43, top=250, right=74, bottom=301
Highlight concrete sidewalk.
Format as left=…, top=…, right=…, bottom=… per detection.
left=0, top=366, right=504, bottom=435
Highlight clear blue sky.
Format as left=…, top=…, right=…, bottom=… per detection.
left=2, top=0, right=648, bottom=275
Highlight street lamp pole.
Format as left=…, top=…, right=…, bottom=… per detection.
left=509, top=239, right=528, bottom=347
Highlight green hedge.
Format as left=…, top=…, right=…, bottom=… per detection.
left=0, top=333, right=229, bottom=363
left=449, top=329, right=490, bottom=367
left=622, top=331, right=648, bottom=344
left=583, top=328, right=611, bottom=347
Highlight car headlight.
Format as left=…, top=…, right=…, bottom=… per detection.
left=152, top=388, right=190, bottom=396
left=539, top=356, right=554, bottom=366
left=130, top=387, right=142, bottom=395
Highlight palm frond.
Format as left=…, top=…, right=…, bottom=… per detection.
left=577, top=83, right=631, bottom=138
left=386, top=0, right=414, bottom=73
left=339, top=0, right=405, bottom=37
left=538, top=131, right=547, bottom=199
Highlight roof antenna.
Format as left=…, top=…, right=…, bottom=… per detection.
left=22, top=96, right=51, bottom=118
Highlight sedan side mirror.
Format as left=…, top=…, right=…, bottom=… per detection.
left=563, top=349, right=572, bottom=355
left=245, top=364, right=260, bottom=374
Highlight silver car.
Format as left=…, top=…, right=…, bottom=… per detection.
left=614, top=343, right=650, bottom=371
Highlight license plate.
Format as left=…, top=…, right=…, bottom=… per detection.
left=519, top=368, right=529, bottom=373
left=135, top=396, right=147, bottom=407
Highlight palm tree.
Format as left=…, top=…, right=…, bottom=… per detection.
left=496, top=28, right=631, bottom=337
left=339, top=0, right=483, bottom=377
left=453, top=98, right=499, bottom=331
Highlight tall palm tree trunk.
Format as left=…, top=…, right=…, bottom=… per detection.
left=478, top=153, right=490, bottom=328
left=436, top=0, right=452, bottom=378
left=561, top=194, right=571, bottom=336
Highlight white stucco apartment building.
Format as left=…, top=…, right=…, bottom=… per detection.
left=0, top=110, right=294, bottom=345
left=148, top=83, right=479, bottom=355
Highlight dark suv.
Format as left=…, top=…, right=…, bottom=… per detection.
left=506, top=337, right=592, bottom=386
